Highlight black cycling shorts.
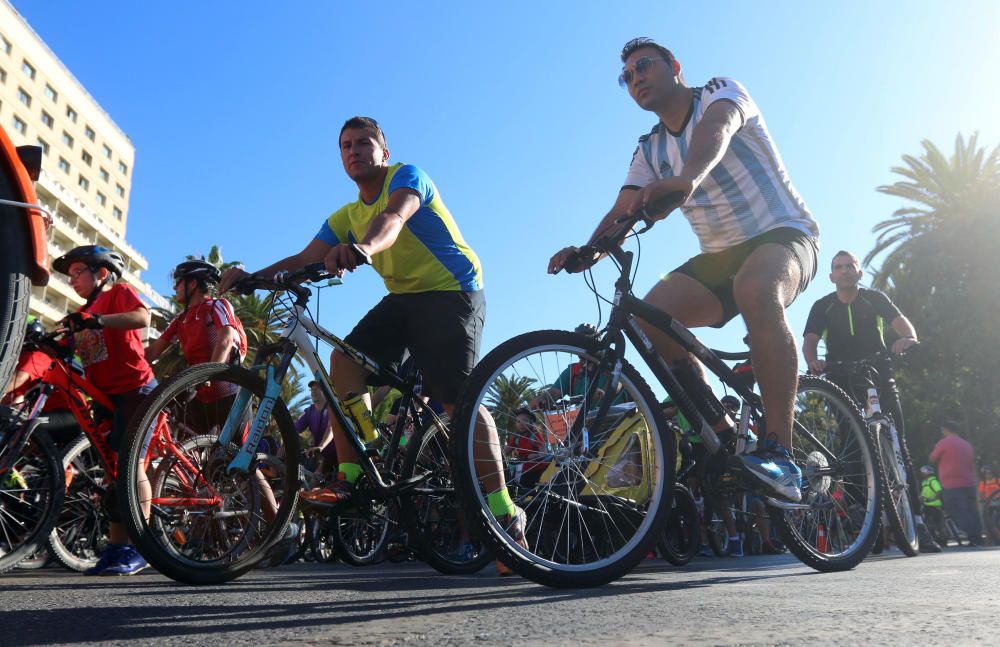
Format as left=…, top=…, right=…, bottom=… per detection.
left=670, top=227, right=818, bottom=328
left=344, top=290, right=485, bottom=404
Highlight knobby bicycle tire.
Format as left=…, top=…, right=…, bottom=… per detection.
left=770, top=375, right=881, bottom=572
left=400, top=418, right=492, bottom=574
left=0, top=428, right=63, bottom=574
left=875, top=421, right=918, bottom=556
left=48, top=434, right=109, bottom=572
left=120, top=363, right=300, bottom=585
left=450, top=330, right=675, bottom=588
left=657, top=482, right=700, bottom=566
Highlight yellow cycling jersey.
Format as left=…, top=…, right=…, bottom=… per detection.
left=315, top=163, right=483, bottom=294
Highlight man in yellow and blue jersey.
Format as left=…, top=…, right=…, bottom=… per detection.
left=219, top=117, right=523, bottom=546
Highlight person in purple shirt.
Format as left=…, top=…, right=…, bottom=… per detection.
left=298, top=381, right=337, bottom=476
left=930, top=421, right=983, bottom=546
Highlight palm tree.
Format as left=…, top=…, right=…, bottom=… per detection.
left=865, top=133, right=1000, bottom=289
left=485, top=374, right=539, bottom=440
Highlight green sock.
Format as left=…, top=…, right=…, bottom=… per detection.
left=338, top=463, right=363, bottom=484
left=487, top=488, right=516, bottom=518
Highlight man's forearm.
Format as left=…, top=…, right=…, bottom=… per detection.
left=101, top=308, right=150, bottom=330
left=360, top=212, right=406, bottom=255
left=678, top=106, right=741, bottom=187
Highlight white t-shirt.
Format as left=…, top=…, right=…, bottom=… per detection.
left=624, top=77, right=818, bottom=253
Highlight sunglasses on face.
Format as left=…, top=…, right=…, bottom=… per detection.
left=618, top=56, right=662, bottom=88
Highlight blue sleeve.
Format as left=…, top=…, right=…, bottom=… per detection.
left=314, top=220, right=340, bottom=246
left=388, top=164, right=435, bottom=206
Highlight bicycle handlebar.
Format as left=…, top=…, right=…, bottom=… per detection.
left=561, top=191, right=686, bottom=274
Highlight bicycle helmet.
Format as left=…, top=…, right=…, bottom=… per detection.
left=172, top=259, right=222, bottom=286
left=721, top=395, right=740, bottom=412
left=53, top=245, right=126, bottom=279
left=919, top=465, right=936, bottom=477
left=24, top=319, right=45, bottom=341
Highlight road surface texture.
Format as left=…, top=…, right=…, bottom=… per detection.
left=3, top=547, right=997, bottom=646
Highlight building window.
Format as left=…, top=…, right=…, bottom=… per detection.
left=1, top=35, right=11, bottom=55
left=96, top=192, right=106, bottom=206
left=44, top=84, right=57, bottom=102
left=37, top=137, right=49, bottom=156
left=99, top=167, right=109, bottom=182
left=78, top=175, right=90, bottom=191
left=102, top=144, right=111, bottom=159
left=62, top=131, right=74, bottom=148
left=81, top=150, right=92, bottom=166
left=85, top=126, right=95, bottom=141
left=40, top=110, right=53, bottom=128
left=12, top=115, right=27, bottom=134
left=22, top=60, right=35, bottom=79
left=58, top=157, right=70, bottom=174
left=66, top=106, right=77, bottom=122
left=17, top=87, right=30, bottom=107
left=112, top=206, right=122, bottom=220
left=115, top=184, right=125, bottom=197
left=118, top=161, right=129, bottom=176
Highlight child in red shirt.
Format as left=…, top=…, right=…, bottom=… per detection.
left=54, top=245, right=156, bottom=576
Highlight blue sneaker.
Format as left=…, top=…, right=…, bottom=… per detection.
left=728, top=537, right=744, bottom=558
left=738, top=445, right=802, bottom=502
left=100, top=544, right=149, bottom=575
left=698, top=544, right=713, bottom=557
left=83, top=544, right=125, bottom=576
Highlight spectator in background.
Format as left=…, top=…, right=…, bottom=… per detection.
left=930, top=421, right=983, bottom=546
left=978, top=465, right=1000, bottom=502
left=299, top=380, right=336, bottom=477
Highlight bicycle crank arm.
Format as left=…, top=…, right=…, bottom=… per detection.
left=763, top=497, right=812, bottom=510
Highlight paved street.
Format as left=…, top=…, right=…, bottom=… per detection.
left=3, top=547, right=998, bottom=646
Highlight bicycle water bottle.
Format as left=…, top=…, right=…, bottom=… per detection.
left=344, top=392, right=378, bottom=443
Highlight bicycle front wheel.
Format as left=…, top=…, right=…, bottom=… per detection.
left=772, top=376, right=881, bottom=571
left=877, top=423, right=918, bottom=556
left=657, top=483, right=700, bottom=566
left=450, top=330, right=675, bottom=588
left=0, top=426, right=63, bottom=574
left=120, top=363, right=300, bottom=584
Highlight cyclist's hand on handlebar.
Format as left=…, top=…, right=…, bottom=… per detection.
left=548, top=245, right=600, bottom=274
left=807, top=358, right=826, bottom=375
left=325, top=243, right=371, bottom=277
left=219, top=266, right=250, bottom=294
left=548, top=246, right=578, bottom=274
left=892, top=337, right=918, bottom=356
left=627, top=177, right=692, bottom=220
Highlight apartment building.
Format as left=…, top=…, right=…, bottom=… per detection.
left=0, top=0, right=169, bottom=328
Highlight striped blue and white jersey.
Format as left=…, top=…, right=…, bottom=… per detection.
left=623, top=77, right=818, bottom=253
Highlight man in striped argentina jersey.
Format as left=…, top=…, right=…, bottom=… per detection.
left=548, top=37, right=819, bottom=502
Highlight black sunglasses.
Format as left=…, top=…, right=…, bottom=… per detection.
left=618, top=56, right=662, bottom=88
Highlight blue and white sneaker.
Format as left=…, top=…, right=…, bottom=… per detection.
left=100, top=544, right=149, bottom=576
left=83, top=544, right=125, bottom=576
left=738, top=445, right=802, bottom=502
left=728, top=537, right=744, bottom=558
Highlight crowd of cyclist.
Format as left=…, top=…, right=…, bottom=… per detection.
left=2, top=35, right=997, bottom=581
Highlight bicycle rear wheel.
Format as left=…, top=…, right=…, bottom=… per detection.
left=876, top=423, right=918, bottom=556
left=48, top=434, right=110, bottom=572
left=657, top=483, right=699, bottom=566
left=771, top=376, right=881, bottom=572
left=450, top=330, right=675, bottom=588
left=120, top=363, right=300, bottom=584
left=332, top=485, right=390, bottom=566
left=0, top=426, right=63, bottom=574
left=400, top=417, right=492, bottom=574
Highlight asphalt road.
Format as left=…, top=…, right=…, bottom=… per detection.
left=3, top=547, right=998, bottom=646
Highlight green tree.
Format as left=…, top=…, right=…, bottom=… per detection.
left=865, top=133, right=1000, bottom=466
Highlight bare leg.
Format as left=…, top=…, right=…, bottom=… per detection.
left=329, top=349, right=370, bottom=466
left=732, top=244, right=802, bottom=450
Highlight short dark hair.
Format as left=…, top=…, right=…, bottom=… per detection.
left=339, top=116, right=387, bottom=148
left=941, top=420, right=961, bottom=433
left=621, top=37, right=676, bottom=66
left=830, top=250, right=859, bottom=271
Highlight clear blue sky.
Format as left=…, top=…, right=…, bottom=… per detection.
left=14, top=0, right=1000, bottom=397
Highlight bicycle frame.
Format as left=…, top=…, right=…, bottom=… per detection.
left=221, top=287, right=430, bottom=495
left=576, top=243, right=840, bottom=485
